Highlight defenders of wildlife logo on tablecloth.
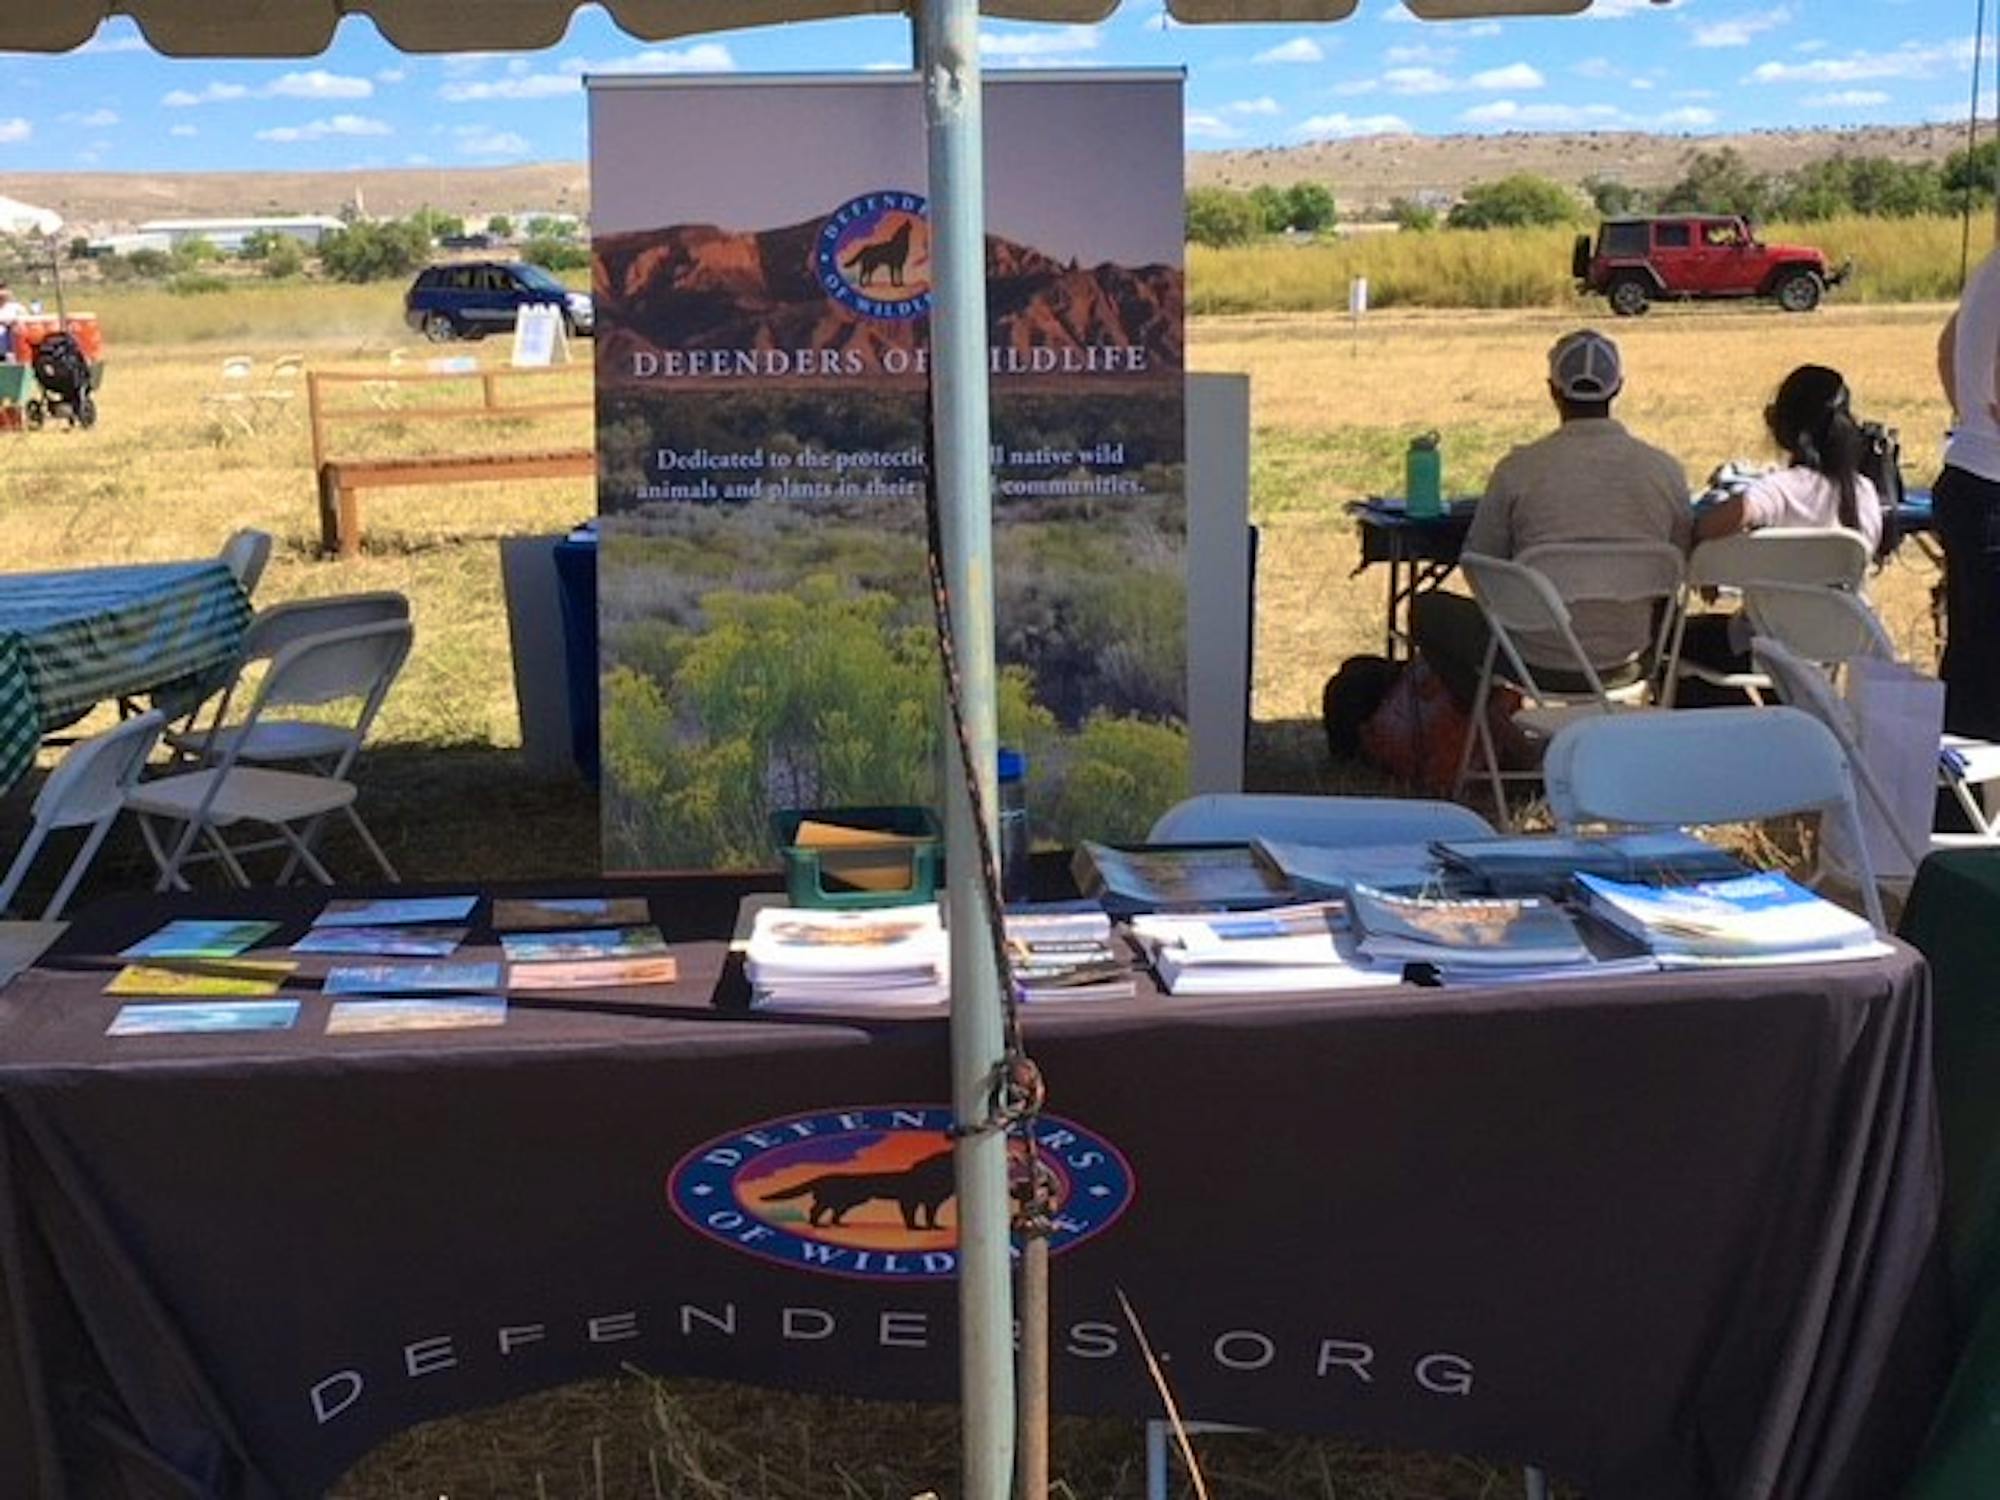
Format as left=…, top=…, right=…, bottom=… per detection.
left=816, top=193, right=932, bottom=320
left=668, top=1104, right=1133, bottom=1280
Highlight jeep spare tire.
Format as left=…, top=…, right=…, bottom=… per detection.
left=1608, top=274, right=1650, bottom=317
left=1774, top=269, right=1823, bottom=314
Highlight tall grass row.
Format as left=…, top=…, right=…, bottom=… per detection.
left=1190, top=213, right=1996, bottom=315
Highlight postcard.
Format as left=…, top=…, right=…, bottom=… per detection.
left=322, top=962, right=505, bottom=996
left=491, top=897, right=652, bottom=931
left=507, top=955, right=679, bottom=990
left=104, top=961, right=296, bottom=998
left=290, top=926, right=467, bottom=958
left=108, top=1000, right=301, bottom=1036
left=500, top=926, right=669, bottom=962
left=313, top=895, right=479, bottom=929
left=326, top=997, right=508, bottom=1034
left=120, top=919, right=281, bottom=960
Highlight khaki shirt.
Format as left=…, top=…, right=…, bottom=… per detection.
left=1463, top=418, right=1691, bottom=671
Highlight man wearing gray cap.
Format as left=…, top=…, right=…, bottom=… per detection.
left=1412, top=328, right=1690, bottom=709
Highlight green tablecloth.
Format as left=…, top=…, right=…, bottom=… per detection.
left=0, top=560, right=251, bottom=794
left=1897, top=849, right=2000, bottom=1498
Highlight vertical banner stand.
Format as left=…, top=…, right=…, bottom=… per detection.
left=919, top=4, right=1018, bottom=1498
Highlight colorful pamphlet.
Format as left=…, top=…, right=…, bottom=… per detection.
left=506, top=956, right=679, bottom=990
left=108, top=1000, right=301, bottom=1035
left=290, top=926, right=467, bottom=958
left=104, top=960, right=296, bottom=997
left=119, top=919, right=281, bottom=960
left=1574, top=871, right=1881, bottom=962
left=491, top=897, right=652, bottom=931
left=745, top=904, right=949, bottom=1010
left=326, top=997, right=508, bottom=1034
left=499, top=926, right=669, bottom=962
left=313, top=895, right=479, bottom=929
left=321, top=962, right=505, bottom=996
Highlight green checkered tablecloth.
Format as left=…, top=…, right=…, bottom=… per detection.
left=0, top=560, right=252, bottom=795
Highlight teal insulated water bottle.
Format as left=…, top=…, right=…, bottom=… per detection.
left=1405, top=431, right=1443, bottom=519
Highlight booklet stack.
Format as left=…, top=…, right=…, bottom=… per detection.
left=744, top=904, right=950, bottom=1012
left=1574, top=871, right=1884, bottom=965
left=1346, top=883, right=1639, bottom=983
left=1128, top=902, right=1400, bottom=995
left=1004, top=909, right=1134, bottom=1001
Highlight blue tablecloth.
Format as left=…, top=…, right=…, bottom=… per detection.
left=0, top=560, right=252, bottom=794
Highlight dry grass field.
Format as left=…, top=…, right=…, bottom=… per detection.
left=0, top=289, right=1955, bottom=1497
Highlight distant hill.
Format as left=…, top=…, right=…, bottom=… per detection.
left=1189, top=121, right=1969, bottom=218
left=0, top=121, right=1970, bottom=231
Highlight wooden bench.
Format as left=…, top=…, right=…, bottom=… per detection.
left=308, top=365, right=593, bottom=559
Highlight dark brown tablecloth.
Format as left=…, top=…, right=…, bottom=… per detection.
left=0, top=875, right=1951, bottom=1500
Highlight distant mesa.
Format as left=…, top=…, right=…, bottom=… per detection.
left=593, top=215, right=1182, bottom=387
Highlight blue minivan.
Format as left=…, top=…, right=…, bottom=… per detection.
left=403, top=261, right=594, bottom=342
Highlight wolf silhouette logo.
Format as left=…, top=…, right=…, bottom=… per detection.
left=817, top=192, right=932, bottom=321
left=841, top=219, right=914, bottom=288
left=758, top=1147, right=954, bottom=1229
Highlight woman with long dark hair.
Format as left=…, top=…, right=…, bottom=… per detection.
left=1692, top=364, right=1884, bottom=553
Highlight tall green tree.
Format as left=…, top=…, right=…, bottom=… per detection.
left=1448, top=174, right=1580, bottom=230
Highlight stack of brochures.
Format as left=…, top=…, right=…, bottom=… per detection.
left=1429, top=831, right=1746, bottom=896
left=745, top=903, right=950, bottom=1012
left=1347, top=883, right=1644, bottom=983
left=1574, top=871, right=1884, bottom=965
left=1128, top=902, right=1400, bottom=995
left=1004, top=910, right=1135, bottom=1001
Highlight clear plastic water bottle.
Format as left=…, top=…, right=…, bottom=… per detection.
left=998, top=747, right=1030, bottom=902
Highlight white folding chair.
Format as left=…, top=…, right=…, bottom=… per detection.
left=201, top=354, right=258, bottom=435
left=1454, top=543, right=1683, bottom=828
left=1543, top=704, right=1885, bottom=933
left=1740, top=580, right=1895, bottom=678
left=0, top=711, right=164, bottom=919
left=1752, top=634, right=2000, bottom=864
left=129, top=621, right=412, bottom=890
left=1147, top=793, right=1494, bottom=845
left=1665, top=527, right=1870, bottom=705
left=219, top=527, right=274, bottom=598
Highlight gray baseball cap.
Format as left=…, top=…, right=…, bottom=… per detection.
left=1549, top=329, right=1624, bottom=402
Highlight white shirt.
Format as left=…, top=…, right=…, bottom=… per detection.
left=0, top=302, right=25, bottom=326
left=1741, top=465, right=1883, bottom=553
left=1947, top=247, right=2000, bottom=483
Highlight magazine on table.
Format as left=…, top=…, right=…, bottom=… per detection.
left=120, top=919, right=280, bottom=960
left=104, top=960, right=296, bottom=997
left=507, top=955, right=679, bottom=990
left=1573, top=871, right=1884, bottom=962
left=326, top=997, right=508, bottom=1034
left=107, top=1000, right=301, bottom=1036
left=1129, top=902, right=1401, bottom=995
left=1073, top=842, right=1293, bottom=915
left=1347, top=885, right=1594, bottom=970
left=745, top=904, right=949, bottom=1011
left=1254, top=840, right=1446, bottom=897
left=321, top=962, right=505, bottom=996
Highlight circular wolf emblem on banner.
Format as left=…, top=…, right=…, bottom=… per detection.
left=668, top=1105, right=1133, bottom=1281
left=816, top=192, right=933, bottom=320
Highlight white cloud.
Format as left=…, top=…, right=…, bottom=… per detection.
left=254, top=114, right=391, bottom=143
left=169, top=124, right=197, bottom=138
left=162, top=83, right=250, bottom=107
left=978, top=26, right=1101, bottom=59
left=1750, top=38, right=1975, bottom=84
left=1693, top=6, right=1791, bottom=48
left=1469, top=63, right=1545, bottom=90
left=267, top=70, right=373, bottom=100
left=0, top=119, right=29, bottom=145
left=1254, top=37, right=1324, bottom=65
left=60, top=108, right=119, bottom=128
left=454, top=126, right=531, bottom=158
left=1295, top=111, right=1410, bottom=139
left=1461, top=99, right=1620, bottom=127
left=1674, top=87, right=1719, bottom=100
left=439, top=73, right=578, bottom=102
left=584, top=43, right=736, bottom=73
left=376, top=68, right=407, bottom=85
left=1225, top=96, right=1283, bottom=115
left=405, top=153, right=433, bottom=166
left=1804, top=89, right=1892, bottom=108
left=862, top=61, right=907, bottom=72
left=1589, top=0, right=1687, bottom=14
left=1186, top=112, right=1242, bottom=141
left=1386, top=42, right=1453, bottom=65
left=438, top=41, right=735, bottom=101
left=1653, top=105, right=1718, bottom=127
left=1573, top=57, right=1620, bottom=80
left=1383, top=66, right=1452, bottom=94
left=1462, top=22, right=1502, bottom=37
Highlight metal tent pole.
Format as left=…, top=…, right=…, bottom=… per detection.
left=918, top=3, right=1015, bottom=1498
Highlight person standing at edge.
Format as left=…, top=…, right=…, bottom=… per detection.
left=1412, top=329, right=1691, bottom=710
left=1936, top=246, right=2000, bottom=739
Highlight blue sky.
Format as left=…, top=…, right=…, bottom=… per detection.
left=0, top=0, right=1978, bottom=172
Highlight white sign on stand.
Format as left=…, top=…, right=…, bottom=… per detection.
left=512, top=303, right=568, bottom=368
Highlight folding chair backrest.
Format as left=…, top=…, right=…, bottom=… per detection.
left=229, top=621, right=412, bottom=779
left=1148, top=793, right=1496, bottom=845
left=219, top=528, right=274, bottom=597
left=221, top=355, right=253, bottom=380
left=238, top=593, right=410, bottom=665
left=1517, top=540, right=1685, bottom=606
left=1686, top=527, right=1869, bottom=591
left=33, top=710, right=164, bottom=827
left=1544, top=705, right=1884, bottom=931
left=1742, top=581, right=1895, bottom=668
left=1460, top=552, right=1605, bottom=702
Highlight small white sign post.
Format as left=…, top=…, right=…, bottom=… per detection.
left=1348, top=274, right=1368, bottom=359
left=511, top=302, right=569, bottom=368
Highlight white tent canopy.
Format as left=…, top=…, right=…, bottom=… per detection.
left=0, top=196, right=61, bottom=237
left=4, top=0, right=1588, bottom=56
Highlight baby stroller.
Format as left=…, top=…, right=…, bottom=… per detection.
left=27, top=330, right=95, bottom=430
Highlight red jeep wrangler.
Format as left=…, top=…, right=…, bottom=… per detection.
left=1573, top=215, right=1850, bottom=316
